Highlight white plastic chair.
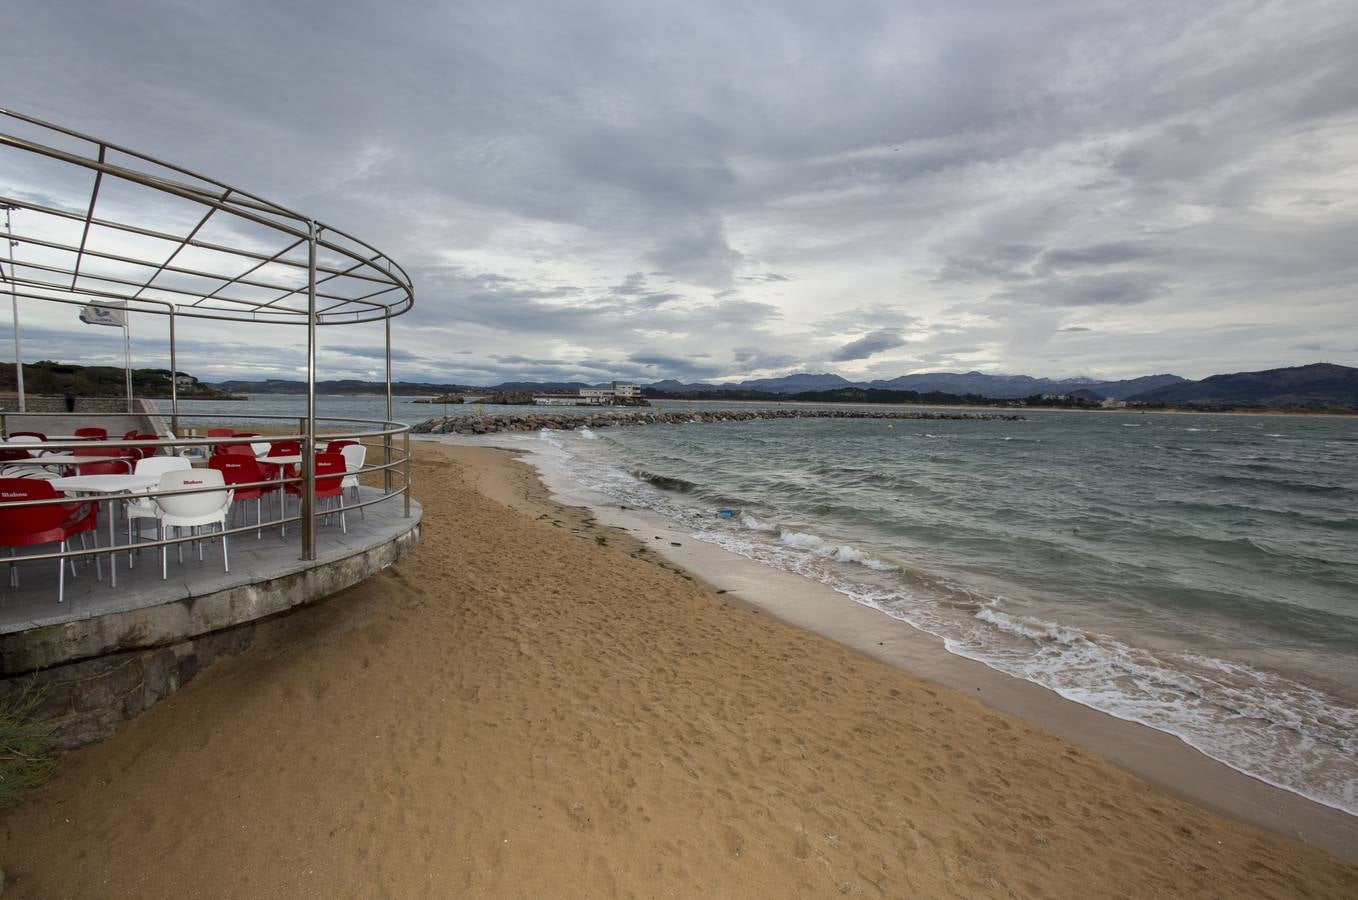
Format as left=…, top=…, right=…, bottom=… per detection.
left=165, top=430, right=206, bottom=461
left=4, top=436, right=46, bottom=458
left=154, top=469, right=233, bottom=579
left=127, top=456, right=192, bottom=567
left=339, top=444, right=367, bottom=515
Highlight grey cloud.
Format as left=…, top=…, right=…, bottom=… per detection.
left=999, top=272, right=1168, bottom=307
left=4, top=0, right=1356, bottom=382
left=829, top=330, right=907, bottom=362
left=329, top=344, right=423, bottom=362
left=1038, top=242, right=1158, bottom=273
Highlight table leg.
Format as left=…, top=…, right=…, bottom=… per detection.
left=108, top=498, right=118, bottom=588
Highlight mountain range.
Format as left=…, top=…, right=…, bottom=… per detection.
left=208, top=363, right=1358, bottom=409
left=649, top=372, right=1188, bottom=400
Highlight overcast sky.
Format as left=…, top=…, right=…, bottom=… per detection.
left=6, top=0, right=1358, bottom=384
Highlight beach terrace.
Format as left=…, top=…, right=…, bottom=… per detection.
left=0, top=109, right=420, bottom=743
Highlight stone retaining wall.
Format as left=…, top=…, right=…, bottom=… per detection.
left=0, top=393, right=139, bottom=414
left=0, top=510, right=421, bottom=748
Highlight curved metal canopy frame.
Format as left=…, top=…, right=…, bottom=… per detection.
left=0, top=108, right=415, bottom=561
left=0, top=107, right=413, bottom=324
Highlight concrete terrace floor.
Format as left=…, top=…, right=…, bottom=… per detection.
left=0, top=487, right=419, bottom=634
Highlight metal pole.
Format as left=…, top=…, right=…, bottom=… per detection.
left=384, top=316, right=393, bottom=495
left=4, top=207, right=23, bottom=412
left=123, top=317, right=133, bottom=413
left=403, top=428, right=411, bottom=518
left=169, top=308, right=178, bottom=435
left=302, top=220, right=318, bottom=561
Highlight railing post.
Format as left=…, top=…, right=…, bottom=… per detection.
left=403, top=428, right=411, bottom=517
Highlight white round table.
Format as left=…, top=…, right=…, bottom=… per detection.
left=51, top=473, right=162, bottom=587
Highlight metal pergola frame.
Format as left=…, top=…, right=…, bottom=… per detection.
left=0, top=108, right=415, bottom=561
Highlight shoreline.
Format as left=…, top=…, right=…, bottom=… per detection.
left=2, top=439, right=1353, bottom=896
left=434, top=434, right=1358, bottom=863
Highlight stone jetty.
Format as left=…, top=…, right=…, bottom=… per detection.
left=412, top=407, right=1023, bottom=435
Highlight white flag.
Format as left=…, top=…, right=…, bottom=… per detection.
left=78, top=303, right=126, bottom=327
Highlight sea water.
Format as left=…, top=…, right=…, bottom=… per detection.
left=517, top=408, right=1357, bottom=816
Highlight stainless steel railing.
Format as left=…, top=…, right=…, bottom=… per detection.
left=0, top=413, right=413, bottom=596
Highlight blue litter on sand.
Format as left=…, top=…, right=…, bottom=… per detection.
left=718, top=508, right=737, bottom=518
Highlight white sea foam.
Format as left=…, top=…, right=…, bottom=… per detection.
left=576, top=427, right=598, bottom=439
left=741, top=514, right=776, bottom=532
left=777, top=530, right=897, bottom=570
left=959, top=607, right=1358, bottom=815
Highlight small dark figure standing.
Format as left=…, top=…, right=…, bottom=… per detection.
left=64, top=387, right=76, bottom=413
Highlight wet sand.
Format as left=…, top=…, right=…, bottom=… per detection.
left=0, top=442, right=1353, bottom=898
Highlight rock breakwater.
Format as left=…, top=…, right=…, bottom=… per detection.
left=412, top=408, right=1023, bottom=435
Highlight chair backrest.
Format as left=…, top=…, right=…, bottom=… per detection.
left=74, top=427, right=108, bottom=440
left=233, top=432, right=259, bottom=438
left=73, top=445, right=111, bottom=457
left=0, top=478, right=69, bottom=533
left=77, top=461, right=125, bottom=476
left=222, top=443, right=252, bottom=456
left=315, top=452, right=345, bottom=493
left=134, top=456, right=191, bottom=478
left=206, top=427, right=235, bottom=438
left=133, top=434, right=159, bottom=457
left=8, top=432, right=46, bottom=441
left=270, top=440, right=301, bottom=456
left=340, top=444, right=366, bottom=471
left=0, top=448, right=32, bottom=462
left=210, top=454, right=263, bottom=486
left=250, top=442, right=271, bottom=457
left=326, top=439, right=358, bottom=453
left=123, top=430, right=139, bottom=440
left=156, top=468, right=229, bottom=517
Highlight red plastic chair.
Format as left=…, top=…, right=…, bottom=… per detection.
left=0, top=448, right=31, bottom=463
left=326, top=439, right=358, bottom=453
left=134, top=434, right=159, bottom=459
left=74, top=427, right=108, bottom=441
left=282, top=453, right=347, bottom=536
left=0, top=478, right=100, bottom=603
left=8, top=432, right=46, bottom=441
left=225, top=443, right=254, bottom=456
left=269, top=440, right=301, bottom=456
left=206, top=428, right=235, bottom=438
left=209, top=455, right=274, bottom=538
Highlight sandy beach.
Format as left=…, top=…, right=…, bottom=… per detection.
left=1, top=441, right=1354, bottom=898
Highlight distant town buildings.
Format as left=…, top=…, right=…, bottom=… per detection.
left=533, top=381, right=643, bottom=406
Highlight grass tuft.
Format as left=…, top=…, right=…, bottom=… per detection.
left=0, top=682, right=56, bottom=809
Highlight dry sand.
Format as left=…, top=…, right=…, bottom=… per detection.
left=1, top=442, right=1354, bottom=898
